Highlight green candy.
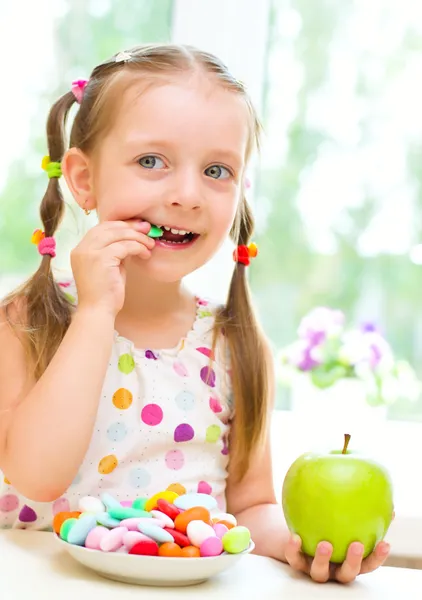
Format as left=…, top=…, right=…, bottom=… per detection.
left=222, top=526, right=251, bottom=554
left=108, top=506, right=152, bottom=520
left=147, top=225, right=163, bottom=238
left=132, top=497, right=148, bottom=511
left=60, top=518, right=78, bottom=541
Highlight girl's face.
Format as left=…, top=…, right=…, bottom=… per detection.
left=90, top=74, right=251, bottom=282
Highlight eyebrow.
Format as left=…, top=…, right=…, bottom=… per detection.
left=124, top=137, right=244, bottom=166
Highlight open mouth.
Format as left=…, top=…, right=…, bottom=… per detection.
left=155, top=225, right=200, bottom=245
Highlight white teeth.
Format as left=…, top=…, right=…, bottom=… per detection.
left=170, top=228, right=189, bottom=235
left=164, top=226, right=171, bottom=231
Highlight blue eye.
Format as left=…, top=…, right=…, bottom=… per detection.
left=138, top=156, right=165, bottom=169
left=205, top=165, right=231, bottom=180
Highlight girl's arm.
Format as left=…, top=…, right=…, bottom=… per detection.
left=226, top=341, right=390, bottom=584
left=0, top=305, right=115, bottom=502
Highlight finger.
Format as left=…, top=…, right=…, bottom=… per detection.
left=360, top=542, right=390, bottom=575
left=309, top=542, right=333, bottom=583
left=284, top=535, right=309, bottom=573
left=92, top=228, right=155, bottom=251
left=335, top=542, right=364, bottom=584
left=109, top=240, right=152, bottom=262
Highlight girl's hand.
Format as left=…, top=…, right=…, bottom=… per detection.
left=71, top=220, right=155, bottom=317
left=284, top=536, right=391, bottom=584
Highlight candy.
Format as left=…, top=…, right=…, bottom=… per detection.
left=213, top=523, right=229, bottom=539
left=145, top=491, right=178, bottom=512
left=67, top=514, right=97, bottom=546
left=174, top=507, right=211, bottom=534
left=108, top=507, right=152, bottom=520
left=123, top=531, right=152, bottom=551
left=79, top=496, right=105, bottom=514
left=120, top=517, right=164, bottom=531
left=212, top=512, right=237, bottom=526
left=53, top=511, right=81, bottom=535
left=181, top=546, right=200, bottom=558
left=158, top=542, right=183, bottom=557
left=101, top=493, right=121, bottom=510
left=129, top=539, right=159, bottom=556
left=85, top=526, right=109, bottom=550
left=222, top=526, right=251, bottom=554
left=100, top=526, right=128, bottom=552
left=132, top=497, right=148, bottom=511
left=164, top=528, right=190, bottom=547
left=200, top=536, right=223, bottom=557
left=156, top=499, right=181, bottom=521
left=95, top=512, right=122, bottom=528
left=60, top=518, right=78, bottom=541
left=174, top=493, right=217, bottom=512
left=147, top=225, right=163, bottom=239
left=120, top=500, right=133, bottom=508
left=166, top=483, right=186, bottom=495
left=150, top=510, right=174, bottom=528
left=138, top=523, right=175, bottom=543
left=186, top=520, right=216, bottom=548
left=213, top=519, right=235, bottom=530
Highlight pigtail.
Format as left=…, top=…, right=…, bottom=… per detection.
left=214, top=196, right=270, bottom=480
left=3, top=92, right=77, bottom=379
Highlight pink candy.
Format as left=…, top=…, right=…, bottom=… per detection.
left=120, top=517, right=165, bottom=531
left=200, top=536, right=223, bottom=557
left=213, top=523, right=229, bottom=539
left=123, top=531, right=153, bottom=551
left=85, top=526, right=109, bottom=550
left=100, top=526, right=128, bottom=552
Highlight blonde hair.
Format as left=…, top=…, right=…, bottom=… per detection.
left=3, top=44, right=269, bottom=479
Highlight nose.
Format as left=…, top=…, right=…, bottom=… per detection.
left=166, top=168, right=202, bottom=211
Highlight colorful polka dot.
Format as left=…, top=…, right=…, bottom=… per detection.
left=200, top=366, right=216, bottom=387
left=0, top=494, right=19, bottom=512
left=174, top=423, right=195, bottom=443
left=174, top=391, right=195, bottom=411
left=19, top=505, right=37, bottom=523
left=98, top=454, right=118, bottom=475
left=196, top=347, right=215, bottom=360
left=165, top=450, right=185, bottom=471
left=52, top=497, right=70, bottom=516
left=71, top=472, right=82, bottom=486
left=173, top=361, right=189, bottom=377
left=145, top=350, right=158, bottom=360
left=129, top=467, right=151, bottom=489
left=209, top=396, right=223, bottom=413
left=112, top=388, right=133, bottom=410
left=64, top=292, right=76, bottom=304
left=107, top=422, right=129, bottom=442
left=197, top=481, right=212, bottom=494
left=141, top=404, right=163, bottom=426
left=118, top=353, right=135, bottom=374
left=221, top=435, right=229, bottom=455
left=199, top=309, right=212, bottom=318
left=206, top=424, right=221, bottom=443
left=3, top=476, right=11, bottom=485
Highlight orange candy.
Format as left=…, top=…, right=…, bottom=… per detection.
left=53, top=511, right=81, bottom=535
left=166, top=483, right=186, bottom=496
left=181, top=546, right=201, bottom=558
left=158, top=542, right=183, bottom=557
left=212, top=519, right=235, bottom=530
left=174, top=506, right=211, bottom=534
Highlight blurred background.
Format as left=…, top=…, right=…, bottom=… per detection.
left=1, top=0, right=422, bottom=556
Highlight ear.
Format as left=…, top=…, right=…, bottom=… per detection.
left=61, top=148, right=96, bottom=212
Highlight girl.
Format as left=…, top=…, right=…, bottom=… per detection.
left=0, top=44, right=390, bottom=584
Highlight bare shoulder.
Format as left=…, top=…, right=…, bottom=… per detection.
left=0, top=301, right=35, bottom=464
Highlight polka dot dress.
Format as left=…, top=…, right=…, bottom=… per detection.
left=0, top=280, right=233, bottom=530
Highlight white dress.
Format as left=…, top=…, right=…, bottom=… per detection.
left=0, top=279, right=233, bottom=530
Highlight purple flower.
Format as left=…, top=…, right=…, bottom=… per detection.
left=284, top=340, right=322, bottom=371
left=298, top=307, right=345, bottom=343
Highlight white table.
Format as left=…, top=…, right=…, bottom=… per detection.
left=1, top=531, right=421, bottom=599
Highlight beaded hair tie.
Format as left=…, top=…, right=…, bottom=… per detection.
left=233, top=243, right=258, bottom=266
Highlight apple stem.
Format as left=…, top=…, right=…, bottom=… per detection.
left=342, top=433, right=351, bottom=454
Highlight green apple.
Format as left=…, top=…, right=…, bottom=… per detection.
left=282, top=434, right=394, bottom=563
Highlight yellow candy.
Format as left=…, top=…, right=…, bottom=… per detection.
left=248, top=242, right=258, bottom=258
left=167, top=483, right=186, bottom=496
left=145, top=490, right=179, bottom=512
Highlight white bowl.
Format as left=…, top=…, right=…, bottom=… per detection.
left=55, top=536, right=255, bottom=587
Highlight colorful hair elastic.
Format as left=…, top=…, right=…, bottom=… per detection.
left=41, top=155, right=62, bottom=179
left=31, top=229, right=56, bottom=258
left=71, top=79, right=88, bottom=103
left=233, top=242, right=258, bottom=266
